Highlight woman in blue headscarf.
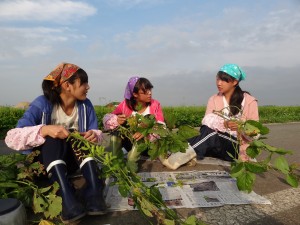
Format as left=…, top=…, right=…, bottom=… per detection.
left=188, top=64, right=259, bottom=162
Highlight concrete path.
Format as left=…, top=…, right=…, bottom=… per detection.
left=1, top=123, right=300, bottom=225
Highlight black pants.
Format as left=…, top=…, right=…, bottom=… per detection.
left=188, top=125, right=239, bottom=162
left=36, top=137, right=79, bottom=175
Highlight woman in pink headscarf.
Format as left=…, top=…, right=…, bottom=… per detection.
left=103, top=76, right=164, bottom=151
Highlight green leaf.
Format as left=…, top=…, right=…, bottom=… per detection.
left=262, top=153, right=272, bottom=164
left=29, top=161, right=42, bottom=169
left=0, top=181, right=19, bottom=188
left=0, top=153, right=26, bottom=167
left=127, top=160, right=138, bottom=173
left=259, top=126, right=270, bottom=135
left=243, top=122, right=261, bottom=137
left=244, top=120, right=269, bottom=135
left=184, top=215, right=206, bottom=225
left=246, top=145, right=261, bottom=158
left=39, top=186, right=52, bottom=194
left=168, top=137, right=187, bottom=153
left=140, top=199, right=154, bottom=217
left=148, top=143, right=160, bottom=160
left=184, top=215, right=197, bottom=225
left=286, top=174, right=299, bottom=188
left=13, top=187, right=33, bottom=207
left=118, top=184, right=129, bottom=197
left=141, top=206, right=153, bottom=217
left=244, top=162, right=267, bottom=173
left=33, top=191, right=48, bottom=213
left=43, top=193, right=62, bottom=219
left=164, top=111, right=177, bottom=129
left=137, top=142, right=148, bottom=153
left=163, top=219, right=176, bottom=225
left=149, top=186, right=163, bottom=205
left=250, top=140, right=266, bottom=148
left=226, top=151, right=236, bottom=160
left=149, top=123, right=169, bottom=137
left=230, top=162, right=245, bottom=178
left=236, top=171, right=256, bottom=193
left=264, top=144, right=293, bottom=155
left=274, top=156, right=290, bottom=174
left=38, top=220, right=56, bottom=225
left=176, top=125, right=199, bottom=140
left=51, top=182, right=60, bottom=195
left=0, top=168, right=17, bottom=181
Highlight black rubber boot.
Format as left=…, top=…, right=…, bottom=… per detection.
left=80, top=160, right=108, bottom=215
left=50, top=162, right=86, bottom=224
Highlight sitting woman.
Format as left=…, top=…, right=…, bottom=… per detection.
left=188, top=63, right=259, bottom=162
left=5, top=63, right=107, bottom=224
left=103, top=76, right=165, bottom=155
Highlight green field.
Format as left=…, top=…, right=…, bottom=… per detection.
left=1, top=105, right=300, bottom=139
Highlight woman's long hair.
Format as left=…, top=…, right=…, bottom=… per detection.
left=217, top=71, right=250, bottom=116
left=125, top=77, right=153, bottom=111
left=42, top=68, right=88, bottom=105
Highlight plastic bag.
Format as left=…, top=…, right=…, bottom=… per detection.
left=159, top=144, right=196, bottom=170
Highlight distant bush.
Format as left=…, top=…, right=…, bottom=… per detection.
left=0, top=107, right=25, bottom=139
left=258, top=106, right=300, bottom=123
left=1, top=105, right=300, bottom=139
left=94, top=105, right=114, bottom=130
left=163, top=106, right=205, bottom=127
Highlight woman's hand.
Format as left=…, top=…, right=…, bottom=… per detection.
left=117, top=114, right=127, bottom=125
left=224, top=120, right=239, bottom=131
left=40, top=125, right=69, bottom=139
left=80, top=130, right=98, bottom=143
left=133, top=132, right=144, bottom=141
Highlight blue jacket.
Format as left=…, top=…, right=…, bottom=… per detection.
left=17, top=95, right=99, bottom=153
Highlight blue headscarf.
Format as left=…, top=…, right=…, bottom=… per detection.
left=219, top=64, right=246, bottom=81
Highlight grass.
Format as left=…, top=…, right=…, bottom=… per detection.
left=1, top=105, right=300, bottom=139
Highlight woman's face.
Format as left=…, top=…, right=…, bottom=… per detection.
left=68, top=78, right=90, bottom=101
left=216, top=76, right=238, bottom=95
left=133, top=88, right=152, bottom=104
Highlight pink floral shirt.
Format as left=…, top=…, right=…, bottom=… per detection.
left=103, top=99, right=165, bottom=131
left=5, top=126, right=103, bottom=151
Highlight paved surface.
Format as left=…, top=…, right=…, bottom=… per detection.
left=1, top=123, right=300, bottom=225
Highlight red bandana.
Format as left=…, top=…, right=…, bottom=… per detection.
left=44, top=63, right=80, bottom=87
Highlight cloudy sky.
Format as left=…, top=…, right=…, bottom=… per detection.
left=1, top=0, right=300, bottom=107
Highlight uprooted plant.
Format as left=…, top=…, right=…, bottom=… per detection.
left=0, top=151, right=62, bottom=223
left=213, top=107, right=300, bottom=192
left=68, top=132, right=205, bottom=225
left=112, top=113, right=199, bottom=173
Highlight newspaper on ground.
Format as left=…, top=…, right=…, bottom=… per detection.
left=104, top=170, right=271, bottom=211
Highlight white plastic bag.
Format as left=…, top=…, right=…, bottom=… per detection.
left=159, top=144, right=197, bottom=170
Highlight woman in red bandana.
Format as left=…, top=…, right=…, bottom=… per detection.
left=5, top=63, right=107, bottom=223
